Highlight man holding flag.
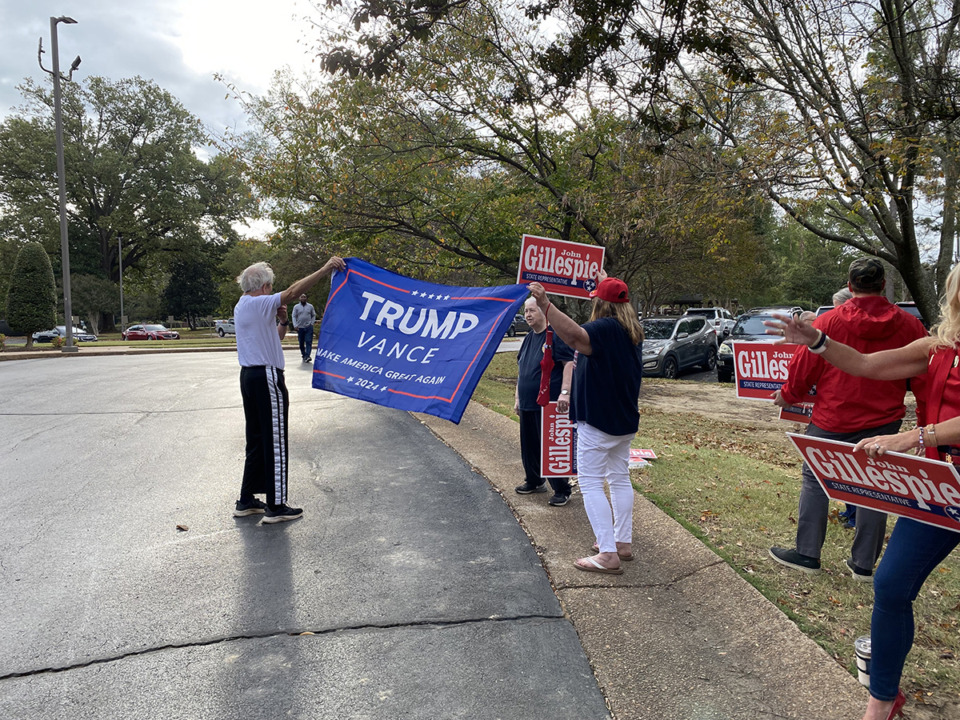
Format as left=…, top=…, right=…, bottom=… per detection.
left=514, top=297, right=575, bottom=506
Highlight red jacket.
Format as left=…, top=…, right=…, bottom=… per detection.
left=779, top=296, right=928, bottom=432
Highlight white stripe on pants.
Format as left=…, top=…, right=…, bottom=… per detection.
left=577, top=421, right=635, bottom=553
left=266, top=367, right=286, bottom=504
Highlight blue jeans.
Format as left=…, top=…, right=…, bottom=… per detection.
left=297, top=325, right=314, bottom=360
left=870, top=518, right=959, bottom=700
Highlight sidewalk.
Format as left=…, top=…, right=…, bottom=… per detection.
left=420, top=402, right=868, bottom=720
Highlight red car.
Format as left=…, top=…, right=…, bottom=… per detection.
left=122, top=324, right=181, bottom=340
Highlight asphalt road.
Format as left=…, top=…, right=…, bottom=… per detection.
left=0, top=352, right=609, bottom=719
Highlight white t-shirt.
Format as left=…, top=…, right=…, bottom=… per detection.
left=235, top=293, right=284, bottom=369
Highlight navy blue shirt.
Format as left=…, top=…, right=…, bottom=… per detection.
left=516, top=328, right=575, bottom=411
left=571, top=317, right=643, bottom=435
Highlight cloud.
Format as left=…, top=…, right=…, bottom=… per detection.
left=0, top=0, right=318, bottom=137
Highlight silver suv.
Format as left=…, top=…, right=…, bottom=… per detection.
left=641, top=316, right=718, bottom=379
left=684, top=307, right=735, bottom=338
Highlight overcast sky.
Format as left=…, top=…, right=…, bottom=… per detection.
left=0, top=0, right=322, bottom=136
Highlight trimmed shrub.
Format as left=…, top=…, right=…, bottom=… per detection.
left=6, top=243, right=57, bottom=346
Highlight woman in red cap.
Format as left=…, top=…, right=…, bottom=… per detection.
left=528, top=271, right=644, bottom=573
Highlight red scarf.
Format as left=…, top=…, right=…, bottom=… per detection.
left=536, top=328, right=554, bottom=407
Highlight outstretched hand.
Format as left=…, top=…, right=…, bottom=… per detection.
left=763, top=312, right=820, bottom=346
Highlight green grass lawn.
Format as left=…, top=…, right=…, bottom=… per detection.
left=473, top=353, right=960, bottom=709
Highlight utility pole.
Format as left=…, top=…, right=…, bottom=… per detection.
left=39, top=16, right=82, bottom=352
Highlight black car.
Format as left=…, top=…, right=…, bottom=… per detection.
left=506, top=314, right=531, bottom=337
left=717, top=307, right=802, bottom=382
left=896, top=301, right=929, bottom=329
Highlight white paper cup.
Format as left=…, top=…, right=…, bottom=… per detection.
left=855, top=636, right=871, bottom=687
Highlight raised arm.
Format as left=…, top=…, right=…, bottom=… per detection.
left=281, top=256, right=346, bottom=305
left=765, top=313, right=932, bottom=381
left=527, top=283, right=592, bottom=354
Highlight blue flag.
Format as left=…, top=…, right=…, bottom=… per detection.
left=313, top=258, right=528, bottom=423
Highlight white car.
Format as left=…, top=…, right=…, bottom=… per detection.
left=684, top=307, right=735, bottom=338
left=216, top=318, right=235, bottom=337
left=32, top=326, right=98, bottom=342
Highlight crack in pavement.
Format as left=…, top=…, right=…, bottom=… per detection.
left=0, top=613, right=567, bottom=682
left=553, top=557, right=726, bottom=591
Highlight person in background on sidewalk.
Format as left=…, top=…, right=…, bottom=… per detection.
left=514, top=296, right=576, bottom=506
left=769, top=258, right=928, bottom=581
left=766, top=264, right=960, bottom=720
left=233, top=257, right=345, bottom=524
left=293, top=293, right=317, bottom=363
left=528, top=273, right=643, bottom=575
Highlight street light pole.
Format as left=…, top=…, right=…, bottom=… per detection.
left=40, top=16, right=81, bottom=352
left=118, top=236, right=125, bottom=332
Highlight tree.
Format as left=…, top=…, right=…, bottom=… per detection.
left=0, top=76, right=254, bottom=328
left=71, top=274, right=119, bottom=335
left=317, top=0, right=728, bottom=95
left=234, top=3, right=769, bottom=299
left=5, top=242, right=56, bottom=348
left=633, top=0, right=960, bottom=323
left=163, top=258, right=221, bottom=330
left=321, top=0, right=960, bottom=324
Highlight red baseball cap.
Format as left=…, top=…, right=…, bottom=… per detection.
left=589, top=277, right=630, bottom=303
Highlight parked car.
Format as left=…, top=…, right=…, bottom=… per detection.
left=505, top=313, right=530, bottom=337
left=216, top=318, right=236, bottom=337
left=122, top=324, right=181, bottom=340
left=641, top=316, right=718, bottom=379
left=684, top=307, right=736, bottom=338
left=895, top=301, right=929, bottom=329
left=32, top=326, right=98, bottom=343
left=717, top=307, right=803, bottom=382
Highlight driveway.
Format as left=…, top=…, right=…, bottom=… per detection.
left=0, top=352, right=609, bottom=719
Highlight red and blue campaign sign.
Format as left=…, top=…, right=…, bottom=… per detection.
left=517, top=234, right=605, bottom=299
left=788, top=433, right=960, bottom=533
left=779, top=402, right=814, bottom=424
left=541, top=402, right=577, bottom=477
left=733, top=342, right=809, bottom=401
left=313, top=258, right=527, bottom=424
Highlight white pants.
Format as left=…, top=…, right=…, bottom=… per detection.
left=577, top=421, right=635, bottom=554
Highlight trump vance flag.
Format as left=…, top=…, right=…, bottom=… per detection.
left=313, top=258, right=528, bottom=423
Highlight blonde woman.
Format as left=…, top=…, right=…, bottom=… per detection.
left=528, top=275, right=643, bottom=574
left=768, top=264, right=960, bottom=720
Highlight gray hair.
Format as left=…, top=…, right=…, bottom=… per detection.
left=832, top=287, right=853, bottom=306
left=237, top=262, right=274, bottom=293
